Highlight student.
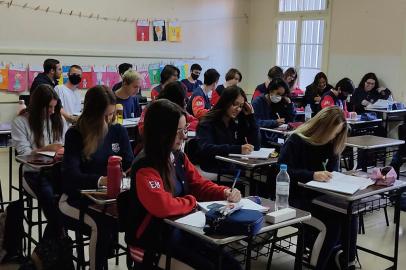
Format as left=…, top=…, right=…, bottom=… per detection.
left=321, top=78, right=355, bottom=117
left=283, top=67, right=298, bottom=93
left=278, top=106, right=357, bottom=270
left=30, top=58, right=62, bottom=94
left=252, top=66, right=283, bottom=101
left=59, top=85, right=134, bottom=270
left=112, top=63, right=133, bottom=92
left=351, top=72, right=392, bottom=113
left=150, top=65, right=178, bottom=101
left=126, top=99, right=242, bottom=270
left=180, top=63, right=203, bottom=97
left=115, top=69, right=142, bottom=118
left=196, top=86, right=260, bottom=173
left=138, top=81, right=198, bottom=135
left=304, top=72, right=333, bottom=115
left=12, top=84, right=67, bottom=240
left=211, top=68, right=242, bottom=107
left=186, top=68, right=219, bottom=119
left=55, top=64, right=83, bottom=124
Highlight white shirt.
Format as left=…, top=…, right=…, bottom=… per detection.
left=55, top=84, right=82, bottom=115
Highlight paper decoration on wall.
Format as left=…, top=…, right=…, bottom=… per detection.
left=0, top=63, right=9, bottom=90
left=92, top=66, right=106, bottom=86
left=136, top=20, right=150, bottom=41
left=28, top=65, right=43, bottom=87
left=148, top=64, right=161, bottom=85
left=137, top=65, right=151, bottom=89
left=79, top=65, right=93, bottom=89
left=176, top=64, right=188, bottom=80
left=153, top=20, right=166, bottom=42
left=8, top=64, right=27, bottom=92
left=168, top=20, right=182, bottom=42
left=104, top=65, right=121, bottom=88
left=62, top=65, right=70, bottom=84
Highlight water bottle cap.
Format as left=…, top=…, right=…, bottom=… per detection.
left=108, top=155, right=122, bottom=164
left=280, top=164, right=287, bottom=170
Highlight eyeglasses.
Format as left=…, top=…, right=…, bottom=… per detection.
left=177, top=123, right=190, bottom=137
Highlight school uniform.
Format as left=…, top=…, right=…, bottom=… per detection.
left=211, top=84, right=225, bottom=107
left=321, top=90, right=349, bottom=117
left=12, top=114, right=67, bottom=240
left=30, top=72, right=58, bottom=94
left=186, top=86, right=211, bottom=119
left=125, top=151, right=241, bottom=270
left=251, top=83, right=267, bottom=101
left=278, top=133, right=357, bottom=269
left=351, top=87, right=391, bottom=114
left=150, top=84, right=163, bottom=101
left=116, top=95, right=141, bottom=118
left=196, top=114, right=260, bottom=173
left=181, top=78, right=202, bottom=97
left=59, top=124, right=134, bottom=270
left=252, top=95, right=296, bottom=144
left=304, top=84, right=333, bottom=115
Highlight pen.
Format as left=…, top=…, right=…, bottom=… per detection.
left=245, top=137, right=249, bottom=144
left=322, top=159, right=328, bottom=171
left=276, top=113, right=281, bottom=119
left=231, top=169, right=241, bottom=190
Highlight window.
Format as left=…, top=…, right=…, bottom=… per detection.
left=276, top=0, right=330, bottom=89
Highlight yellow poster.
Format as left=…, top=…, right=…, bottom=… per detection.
left=168, top=20, right=182, bottom=42
left=0, top=63, right=9, bottom=90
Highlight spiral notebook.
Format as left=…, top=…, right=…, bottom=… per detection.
left=229, top=148, right=275, bottom=159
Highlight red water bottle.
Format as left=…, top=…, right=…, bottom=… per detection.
left=107, top=156, right=123, bottom=198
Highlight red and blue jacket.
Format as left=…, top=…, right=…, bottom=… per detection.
left=321, top=90, right=349, bottom=117
left=181, top=79, right=203, bottom=97
left=186, top=86, right=211, bottom=119
left=125, top=151, right=227, bottom=263
left=150, top=84, right=163, bottom=101
left=252, top=83, right=268, bottom=101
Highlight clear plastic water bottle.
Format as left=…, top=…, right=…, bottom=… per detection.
left=305, top=104, right=312, bottom=122
left=387, top=95, right=394, bottom=111
left=275, top=164, right=290, bottom=210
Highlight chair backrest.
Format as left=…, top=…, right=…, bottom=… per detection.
left=19, top=94, right=30, bottom=107
left=117, top=190, right=131, bottom=232
left=184, top=138, right=200, bottom=165
left=398, top=124, right=406, bottom=155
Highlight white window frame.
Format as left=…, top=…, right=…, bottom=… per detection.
left=275, top=0, right=332, bottom=88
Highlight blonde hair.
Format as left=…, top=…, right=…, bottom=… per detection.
left=122, top=69, right=142, bottom=85
left=294, top=106, right=348, bottom=155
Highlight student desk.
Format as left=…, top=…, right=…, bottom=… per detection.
left=0, top=122, right=13, bottom=201
left=260, top=127, right=292, bottom=145
left=366, top=108, right=406, bottom=136
left=345, top=135, right=405, bottom=171
left=122, top=117, right=140, bottom=128
left=215, top=155, right=277, bottom=195
left=299, top=179, right=406, bottom=270
left=346, top=118, right=383, bottom=136
left=164, top=199, right=311, bottom=270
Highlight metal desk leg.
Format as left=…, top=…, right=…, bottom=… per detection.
left=216, top=246, right=224, bottom=270
left=352, top=147, right=358, bottom=171
left=8, top=146, right=12, bottom=201
left=245, top=235, right=253, bottom=270
left=294, top=223, right=304, bottom=270
left=393, top=189, right=402, bottom=270
left=344, top=201, right=354, bottom=270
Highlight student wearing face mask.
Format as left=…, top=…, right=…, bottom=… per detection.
left=55, top=65, right=83, bottom=124
left=30, top=58, right=62, bottom=95
left=115, top=70, right=142, bottom=118
left=181, top=63, right=203, bottom=97
left=60, top=86, right=134, bottom=270
left=186, top=68, right=220, bottom=119
left=211, top=68, right=242, bottom=107
left=320, top=78, right=355, bottom=118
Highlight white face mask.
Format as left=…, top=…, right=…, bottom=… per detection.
left=270, top=95, right=282, bottom=103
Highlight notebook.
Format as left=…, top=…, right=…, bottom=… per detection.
left=175, top=211, right=206, bottom=228
left=198, top=198, right=269, bottom=213
left=305, top=172, right=375, bottom=195
left=367, top=99, right=389, bottom=109
left=37, top=151, right=56, bottom=157
left=229, top=148, right=275, bottom=159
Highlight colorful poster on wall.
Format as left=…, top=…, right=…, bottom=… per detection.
left=0, top=62, right=9, bottom=90
left=79, top=65, right=93, bottom=89
left=136, top=20, right=150, bottom=41
left=104, top=65, right=121, bottom=89
left=168, top=20, right=182, bottom=42
left=28, top=65, right=43, bottom=87
left=62, top=65, right=70, bottom=84
left=176, top=64, right=188, bottom=80
left=153, top=20, right=166, bottom=42
left=92, top=66, right=106, bottom=86
left=8, top=63, right=27, bottom=92
left=148, top=63, right=161, bottom=85
left=137, top=65, right=151, bottom=90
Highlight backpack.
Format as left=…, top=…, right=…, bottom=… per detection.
left=1, top=199, right=24, bottom=263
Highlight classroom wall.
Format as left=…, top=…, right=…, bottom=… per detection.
left=247, top=0, right=406, bottom=103
left=0, top=0, right=250, bottom=123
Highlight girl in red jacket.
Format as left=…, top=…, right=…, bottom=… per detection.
left=126, top=99, right=242, bottom=269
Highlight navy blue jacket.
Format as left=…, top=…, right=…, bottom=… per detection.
left=351, top=87, right=391, bottom=113
left=30, top=73, right=57, bottom=94
left=196, top=114, right=260, bottom=173
left=186, top=86, right=211, bottom=119
left=62, top=124, right=134, bottom=199
left=304, top=84, right=333, bottom=114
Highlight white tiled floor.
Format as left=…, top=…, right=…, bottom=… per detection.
left=1, top=148, right=406, bottom=269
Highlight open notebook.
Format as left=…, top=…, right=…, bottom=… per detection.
left=229, top=148, right=275, bottom=159
left=197, top=198, right=269, bottom=213
left=37, top=151, right=56, bottom=158
left=305, top=171, right=375, bottom=195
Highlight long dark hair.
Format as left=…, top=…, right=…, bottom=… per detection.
left=201, top=85, right=247, bottom=124
left=283, top=67, right=297, bottom=89
left=311, top=72, right=329, bottom=95
left=144, top=99, right=185, bottom=193
left=23, top=84, right=63, bottom=148
left=77, top=85, right=116, bottom=159
left=358, top=72, right=379, bottom=91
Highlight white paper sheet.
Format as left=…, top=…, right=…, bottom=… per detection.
left=175, top=211, right=206, bottom=228
left=229, top=148, right=275, bottom=159
left=198, top=198, right=269, bottom=213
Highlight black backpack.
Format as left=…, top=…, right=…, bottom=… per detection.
left=1, top=199, right=24, bottom=262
